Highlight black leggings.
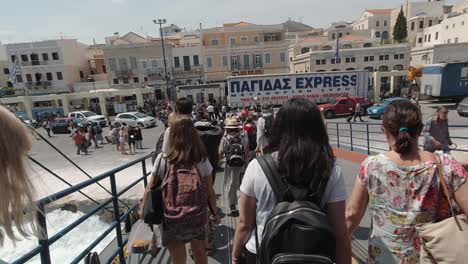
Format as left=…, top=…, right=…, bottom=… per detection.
left=241, top=250, right=257, bottom=264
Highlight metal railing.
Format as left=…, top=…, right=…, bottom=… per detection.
left=326, top=121, right=468, bottom=155
left=13, top=153, right=153, bottom=264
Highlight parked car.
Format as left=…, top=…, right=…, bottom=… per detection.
left=367, top=97, right=409, bottom=119
left=113, top=112, right=157, bottom=128
left=68, top=111, right=107, bottom=127
left=320, top=96, right=373, bottom=119
left=457, top=97, right=468, bottom=117
left=51, top=117, right=74, bottom=134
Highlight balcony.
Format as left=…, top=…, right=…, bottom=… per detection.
left=20, top=60, right=49, bottom=66
left=24, top=81, right=52, bottom=89
left=172, top=65, right=203, bottom=73
left=114, top=69, right=133, bottom=77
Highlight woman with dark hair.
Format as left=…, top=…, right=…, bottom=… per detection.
left=231, top=98, right=350, bottom=264
left=346, top=101, right=468, bottom=263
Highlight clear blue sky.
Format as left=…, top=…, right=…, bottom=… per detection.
left=0, top=0, right=465, bottom=44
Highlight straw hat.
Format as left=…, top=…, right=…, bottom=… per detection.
left=224, top=118, right=242, bottom=129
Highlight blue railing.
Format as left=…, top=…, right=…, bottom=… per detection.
left=326, top=121, right=468, bottom=155
left=12, top=153, right=153, bottom=264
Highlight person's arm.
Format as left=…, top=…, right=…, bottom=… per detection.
left=204, top=175, right=220, bottom=223
left=218, top=137, right=225, bottom=158
left=232, top=193, right=256, bottom=264
left=455, top=182, right=468, bottom=216
left=161, top=128, right=170, bottom=153
left=140, top=175, right=155, bottom=219
left=345, top=179, right=369, bottom=234
left=446, top=122, right=453, bottom=145
left=423, top=119, right=440, bottom=147
left=256, top=118, right=264, bottom=151
left=327, top=201, right=351, bottom=264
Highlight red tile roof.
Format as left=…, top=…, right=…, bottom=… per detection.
left=367, top=9, right=392, bottom=15
left=339, top=35, right=370, bottom=42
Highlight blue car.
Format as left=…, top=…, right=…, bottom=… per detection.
left=367, top=97, right=409, bottom=119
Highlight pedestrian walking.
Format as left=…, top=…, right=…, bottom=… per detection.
left=119, top=127, right=128, bottom=155
left=353, top=102, right=364, bottom=122
left=88, top=124, right=99, bottom=148
left=74, top=128, right=87, bottom=155
left=94, top=123, right=104, bottom=144
left=256, top=105, right=273, bottom=155
left=214, top=103, right=221, bottom=120
left=231, top=98, right=349, bottom=264
left=346, top=101, right=468, bottom=263
left=207, top=103, right=215, bottom=120
left=242, top=113, right=257, bottom=159
left=43, top=120, right=52, bottom=137
left=219, top=118, right=249, bottom=216
left=112, top=124, right=121, bottom=150
left=134, top=126, right=143, bottom=149
left=128, top=126, right=136, bottom=154
left=143, top=115, right=220, bottom=264
left=221, top=103, right=228, bottom=120
left=423, top=106, right=453, bottom=153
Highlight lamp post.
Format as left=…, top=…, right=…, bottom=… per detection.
left=152, top=18, right=170, bottom=99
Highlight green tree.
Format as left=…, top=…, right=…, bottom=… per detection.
left=393, top=6, right=408, bottom=43
left=2, top=86, right=15, bottom=96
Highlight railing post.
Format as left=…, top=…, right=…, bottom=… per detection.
left=366, top=124, right=370, bottom=155
left=109, top=174, right=126, bottom=264
left=336, top=123, right=340, bottom=148
left=142, top=159, right=148, bottom=187
left=349, top=123, right=354, bottom=151
left=37, top=203, right=51, bottom=264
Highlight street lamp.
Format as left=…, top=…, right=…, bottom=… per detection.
left=152, top=18, right=170, bottom=99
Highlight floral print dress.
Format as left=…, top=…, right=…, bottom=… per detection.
left=358, top=152, right=467, bottom=264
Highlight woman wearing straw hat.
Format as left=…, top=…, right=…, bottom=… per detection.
left=219, top=117, right=249, bottom=216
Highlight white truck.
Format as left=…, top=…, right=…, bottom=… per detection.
left=68, top=111, right=107, bottom=127
left=227, top=71, right=370, bottom=107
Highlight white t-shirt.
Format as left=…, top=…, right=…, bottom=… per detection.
left=207, top=105, right=214, bottom=113
left=239, top=153, right=347, bottom=254
left=162, top=127, right=170, bottom=153
left=152, top=152, right=213, bottom=179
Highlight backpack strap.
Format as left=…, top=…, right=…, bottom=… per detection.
left=257, top=154, right=289, bottom=202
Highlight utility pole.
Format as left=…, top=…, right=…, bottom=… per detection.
left=153, top=19, right=171, bottom=99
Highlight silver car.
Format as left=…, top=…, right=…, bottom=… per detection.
left=114, top=112, right=157, bottom=128
left=457, top=97, right=468, bottom=117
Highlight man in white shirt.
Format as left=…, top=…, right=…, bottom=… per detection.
left=256, top=105, right=273, bottom=155
left=207, top=103, right=215, bottom=120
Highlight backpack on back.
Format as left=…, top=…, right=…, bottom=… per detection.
left=162, top=163, right=208, bottom=230
left=263, top=115, right=273, bottom=138
left=225, top=135, right=245, bottom=167
left=256, top=154, right=335, bottom=264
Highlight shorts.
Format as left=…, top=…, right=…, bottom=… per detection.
left=161, top=224, right=206, bottom=247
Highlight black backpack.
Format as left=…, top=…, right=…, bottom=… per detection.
left=225, top=135, right=245, bottom=167
left=256, top=154, right=335, bottom=264
left=263, top=115, right=273, bottom=138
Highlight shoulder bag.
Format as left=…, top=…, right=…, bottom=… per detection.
left=143, top=156, right=167, bottom=225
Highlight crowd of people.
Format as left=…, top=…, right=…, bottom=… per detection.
left=2, top=94, right=468, bottom=264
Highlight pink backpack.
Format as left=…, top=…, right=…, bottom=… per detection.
left=162, top=163, right=208, bottom=229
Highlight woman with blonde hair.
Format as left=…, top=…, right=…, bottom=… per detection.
left=0, top=106, right=39, bottom=245
left=143, top=115, right=220, bottom=264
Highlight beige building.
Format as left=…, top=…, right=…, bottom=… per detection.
left=352, top=9, right=392, bottom=40
left=5, top=39, right=90, bottom=95
left=103, top=32, right=173, bottom=97
left=201, top=22, right=289, bottom=82
left=176, top=83, right=225, bottom=104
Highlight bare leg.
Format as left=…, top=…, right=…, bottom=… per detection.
left=167, top=242, right=187, bottom=264
left=190, top=239, right=208, bottom=264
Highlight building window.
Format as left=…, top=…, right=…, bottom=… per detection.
left=345, top=58, right=351, bottom=63
left=379, top=55, right=384, bottom=61
left=123, top=78, right=129, bottom=84
left=129, top=57, right=138, bottom=69
left=316, top=59, right=321, bottom=65
left=243, top=54, right=250, bottom=69
left=332, top=33, right=336, bottom=40
left=370, top=56, right=374, bottom=61
left=418, top=38, right=423, bottom=43
left=255, top=54, right=262, bottom=68
left=119, top=58, right=128, bottom=70
left=301, top=47, right=310, bottom=54
left=16, top=75, right=23, bottom=83
left=56, top=72, right=63, bottom=80
left=109, top=58, right=117, bottom=71
left=21, top=54, right=28, bottom=62
left=207, top=57, right=213, bottom=68
left=343, top=44, right=352, bottom=49
left=419, top=20, right=424, bottom=29
left=428, top=34, right=431, bottom=42
left=241, top=36, right=248, bottom=43
left=34, top=73, right=41, bottom=82
left=363, top=43, right=372, bottom=48
left=144, top=77, right=148, bottom=82
left=222, top=56, right=228, bottom=67
left=411, top=22, right=415, bottom=31
left=322, top=45, right=332, bottom=50
left=384, top=20, right=387, bottom=27
left=351, top=57, right=356, bottom=63
left=52, top=52, right=59, bottom=60
left=455, top=37, right=459, bottom=43
left=193, top=55, right=199, bottom=66
left=79, top=71, right=84, bottom=79
left=331, top=59, right=335, bottom=64
left=424, top=35, right=427, bottom=42
left=376, top=20, right=380, bottom=27
left=26, top=74, right=32, bottom=82
left=42, top=53, right=49, bottom=61
left=448, top=39, right=451, bottom=44
left=253, top=36, right=259, bottom=43
left=230, top=37, right=236, bottom=46
left=141, top=60, right=148, bottom=69
left=174, top=57, right=180, bottom=68
left=385, top=55, right=389, bottom=60
left=338, top=33, right=343, bottom=38
left=211, top=39, right=219, bottom=46
left=3, top=68, right=9, bottom=74
left=399, top=54, right=404, bottom=59
left=113, top=78, right=119, bottom=84
left=446, top=25, right=449, bottom=30
left=435, top=32, right=439, bottom=40
left=364, top=56, right=369, bottom=62
left=133, top=77, right=139, bottom=83
left=280, top=52, right=286, bottom=64
left=231, top=56, right=239, bottom=70
left=11, top=55, right=16, bottom=62
left=321, top=59, right=326, bottom=65
left=264, top=53, right=271, bottom=64
left=394, top=54, right=399, bottom=60
left=46, top=72, right=53, bottom=81
left=429, top=20, right=433, bottom=27
left=375, top=31, right=381, bottom=38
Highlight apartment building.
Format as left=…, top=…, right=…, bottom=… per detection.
left=0, top=44, right=9, bottom=88
left=172, top=39, right=204, bottom=86
left=201, top=22, right=289, bottom=82
left=352, top=9, right=392, bottom=40
left=102, top=32, right=173, bottom=93
left=324, top=22, right=354, bottom=41
left=5, top=39, right=89, bottom=95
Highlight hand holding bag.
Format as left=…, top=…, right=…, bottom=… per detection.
left=416, top=156, right=468, bottom=264
left=143, top=156, right=166, bottom=225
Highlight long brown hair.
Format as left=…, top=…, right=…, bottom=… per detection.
left=166, top=115, right=207, bottom=164
left=0, top=106, right=38, bottom=245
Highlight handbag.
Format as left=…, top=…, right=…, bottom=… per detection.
left=143, top=156, right=166, bottom=225
left=416, top=156, right=468, bottom=264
